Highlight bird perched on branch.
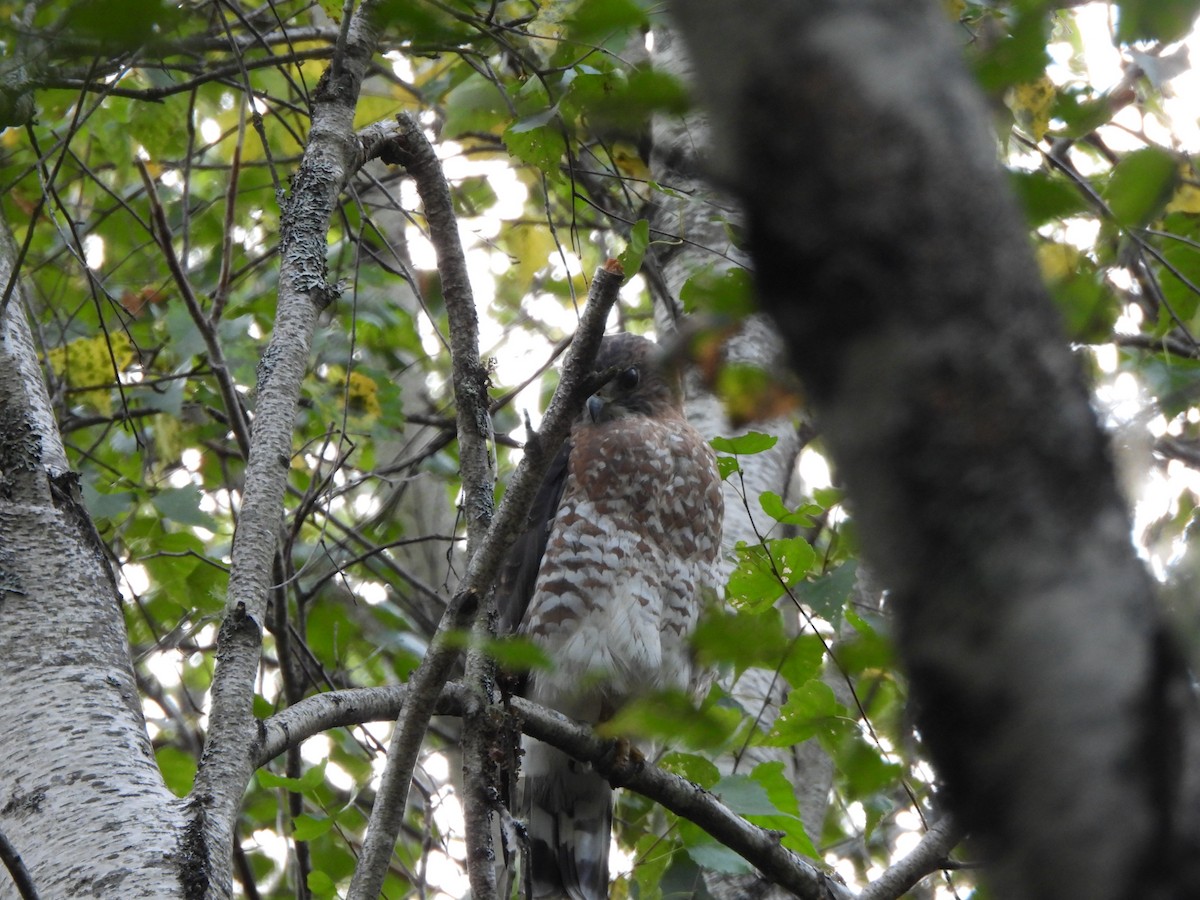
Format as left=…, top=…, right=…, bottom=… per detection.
left=499, top=332, right=724, bottom=900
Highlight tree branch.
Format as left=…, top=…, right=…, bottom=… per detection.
left=134, top=159, right=252, bottom=457
left=0, top=827, right=40, bottom=900
left=189, top=2, right=386, bottom=893
left=381, top=111, right=506, bottom=900
left=666, top=1, right=1200, bottom=897
left=259, top=679, right=862, bottom=900
left=856, top=816, right=961, bottom=900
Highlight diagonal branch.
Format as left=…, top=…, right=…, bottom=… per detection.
left=135, top=159, right=251, bottom=457
left=856, top=816, right=961, bottom=900
left=346, top=261, right=624, bottom=900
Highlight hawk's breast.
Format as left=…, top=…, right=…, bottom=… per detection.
left=523, top=413, right=723, bottom=717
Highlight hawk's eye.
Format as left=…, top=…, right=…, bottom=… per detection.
left=615, top=366, right=640, bottom=392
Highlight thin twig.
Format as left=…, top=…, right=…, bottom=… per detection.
left=134, top=159, right=252, bottom=457
left=0, top=828, right=39, bottom=900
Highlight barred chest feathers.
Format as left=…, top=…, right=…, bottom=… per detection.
left=524, top=412, right=723, bottom=719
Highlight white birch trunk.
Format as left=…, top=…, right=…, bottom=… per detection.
left=0, top=219, right=183, bottom=899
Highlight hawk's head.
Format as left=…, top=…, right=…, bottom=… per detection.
left=585, top=333, right=683, bottom=424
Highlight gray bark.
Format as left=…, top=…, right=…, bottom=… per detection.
left=191, top=6, right=393, bottom=894
left=669, top=1, right=1200, bottom=898
left=0, top=220, right=184, bottom=898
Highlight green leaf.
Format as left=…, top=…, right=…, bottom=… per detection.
left=599, top=690, right=739, bottom=749
left=680, top=266, right=756, bottom=318
left=451, top=175, right=499, bottom=217
left=693, top=608, right=787, bottom=673
left=1010, top=170, right=1089, bottom=226
left=838, top=610, right=895, bottom=674
left=778, top=634, right=827, bottom=690
left=1053, top=88, right=1117, bottom=139
left=442, top=75, right=509, bottom=138
left=1104, top=147, right=1179, bottom=228
left=292, top=814, right=334, bottom=842
left=479, top=636, right=553, bottom=672
left=745, top=761, right=820, bottom=859
left=507, top=108, right=557, bottom=135
left=1115, top=0, right=1200, bottom=43
left=793, top=562, right=858, bottom=629
left=155, top=745, right=197, bottom=797
left=659, top=751, right=720, bottom=789
left=713, top=774, right=777, bottom=816
left=1156, top=226, right=1200, bottom=323
left=566, top=0, right=648, bottom=39
left=759, top=491, right=820, bottom=527
left=376, top=0, right=474, bottom=43
left=678, top=821, right=753, bottom=875
left=765, top=680, right=846, bottom=746
left=258, top=761, right=327, bottom=793
left=581, top=68, right=691, bottom=133
left=836, top=735, right=904, bottom=800
left=82, top=481, right=137, bottom=522
left=153, top=484, right=218, bottom=529
left=726, top=537, right=816, bottom=614
left=1048, top=264, right=1118, bottom=343
left=973, top=4, right=1051, bottom=93
left=1132, top=355, right=1200, bottom=418
left=618, top=219, right=650, bottom=280
left=715, top=455, right=741, bottom=480
left=633, top=831, right=672, bottom=900
left=307, top=870, right=337, bottom=898
left=61, top=0, right=180, bottom=52
left=710, top=431, right=778, bottom=455
left=503, top=120, right=567, bottom=180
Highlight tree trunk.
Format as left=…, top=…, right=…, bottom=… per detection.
left=0, top=219, right=183, bottom=898
left=668, top=1, right=1200, bottom=898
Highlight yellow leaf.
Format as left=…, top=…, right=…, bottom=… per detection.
left=1166, top=167, right=1200, bottom=214
left=1037, top=241, right=1080, bottom=283
left=504, top=225, right=559, bottom=288
left=1008, top=76, right=1056, bottom=142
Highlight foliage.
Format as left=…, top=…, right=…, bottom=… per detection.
left=3, top=0, right=1200, bottom=897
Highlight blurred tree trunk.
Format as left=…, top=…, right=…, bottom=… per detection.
left=668, top=1, right=1200, bottom=898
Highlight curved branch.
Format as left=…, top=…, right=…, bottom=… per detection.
left=388, top=111, right=494, bottom=554
left=856, top=817, right=961, bottom=900
left=0, top=828, right=40, bottom=900
left=381, top=111, right=505, bottom=900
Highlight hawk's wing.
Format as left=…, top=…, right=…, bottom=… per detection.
left=496, top=437, right=572, bottom=638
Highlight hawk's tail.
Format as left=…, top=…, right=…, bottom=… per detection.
left=523, top=738, right=612, bottom=900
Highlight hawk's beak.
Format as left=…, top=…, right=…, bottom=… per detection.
left=586, top=395, right=606, bottom=423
